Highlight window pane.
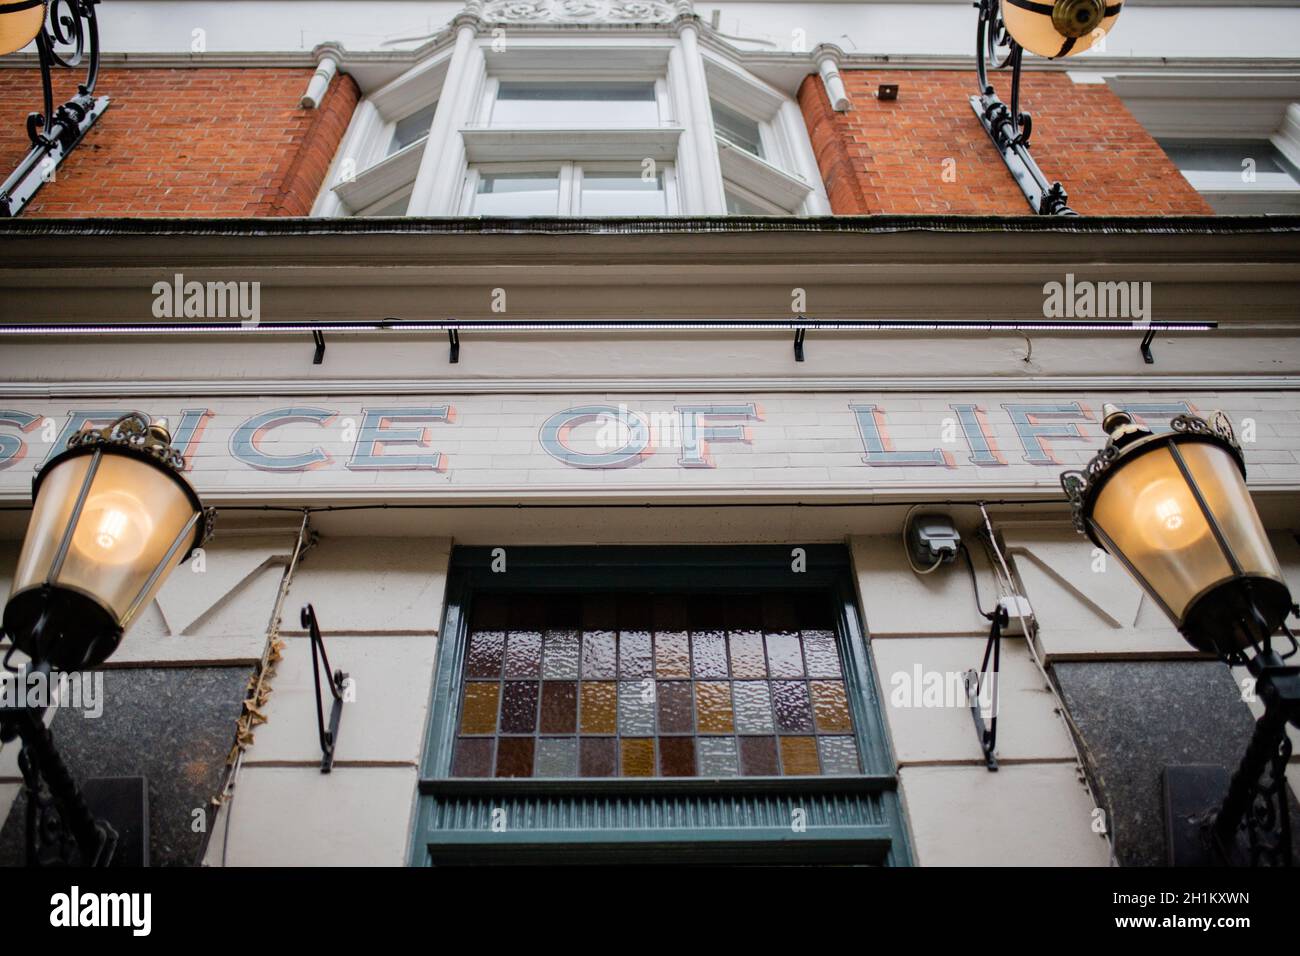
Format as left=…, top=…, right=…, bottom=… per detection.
left=450, top=590, right=860, bottom=778
left=725, top=189, right=773, bottom=216
left=473, top=171, right=560, bottom=216
left=580, top=171, right=666, bottom=216
left=1158, top=139, right=1300, bottom=181
left=388, top=102, right=438, bottom=156
left=493, top=82, right=658, bottom=127
left=712, top=100, right=764, bottom=158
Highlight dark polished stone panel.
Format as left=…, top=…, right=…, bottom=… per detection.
left=0, top=666, right=250, bottom=868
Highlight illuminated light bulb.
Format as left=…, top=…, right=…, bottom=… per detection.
left=1132, top=476, right=1206, bottom=553
left=73, top=490, right=154, bottom=566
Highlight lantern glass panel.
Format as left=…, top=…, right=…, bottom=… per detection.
left=10, top=452, right=198, bottom=627
left=1179, top=441, right=1282, bottom=582
left=0, top=3, right=46, bottom=57
left=999, top=0, right=1121, bottom=59
left=1089, top=444, right=1232, bottom=623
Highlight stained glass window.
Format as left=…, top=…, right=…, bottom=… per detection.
left=450, top=591, right=861, bottom=778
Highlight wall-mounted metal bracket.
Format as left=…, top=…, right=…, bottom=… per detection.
left=301, top=603, right=347, bottom=773
left=1140, top=327, right=1157, bottom=365
left=448, top=329, right=460, bottom=364
left=965, top=603, right=1008, bottom=771
left=794, top=328, right=806, bottom=362
left=312, top=330, right=325, bottom=365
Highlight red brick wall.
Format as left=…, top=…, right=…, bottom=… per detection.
left=0, top=67, right=359, bottom=216
left=800, top=70, right=1213, bottom=216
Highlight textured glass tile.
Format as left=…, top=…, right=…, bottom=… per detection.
left=495, top=737, right=535, bottom=777
left=619, top=631, right=653, bottom=678
left=765, top=632, right=804, bottom=678
left=503, top=631, right=542, bottom=678
left=657, top=681, right=694, bottom=734
left=659, top=737, right=696, bottom=777
left=579, top=681, right=617, bottom=734
left=772, top=681, right=814, bottom=734
left=580, top=736, right=617, bottom=777
left=654, top=632, right=691, bottom=678
left=620, top=738, right=655, bottom=777
left=581, top=630, right=617, bottom=679
left=738, top=736, right=779, bottom=776
left=459, top=682, right=500, bottom=735
left=539, top=681, right=577, bottom=734
left=691, top=632, right=729, bottom=678
left=535, top=737, right=578, bottom=777
left=500, top=681, right=539, bottom=733
left=780, top=736, right=821, bottom=776
left=542, top=630, right=580, bottom=679
left=811, top=680, right=852, bottom=733
left=728, top=632, right=767, bottom=678
left=817, top=736, right=860, bottom=775
left=733, top=681, right=774, bottom=734
left=451, top=737, right=493, bottom=777
left=694, top=681, right=734, bottom=734
left=618, top=680, right=656, bottom=735
left=465, top=631, right=505, bottom=679
left=697, top=737, right=739, bottom=776
left=803, top=631, right=843, bottom=678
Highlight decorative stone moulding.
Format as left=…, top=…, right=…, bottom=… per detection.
left=480, top=0, right=679, bottom=24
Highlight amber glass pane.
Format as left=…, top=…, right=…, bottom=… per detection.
left=1091, top=445, right=1233, bottom=623
left=452, top=590, right=860, bottom=779
left=1180, top=442, right=1282, bottom=582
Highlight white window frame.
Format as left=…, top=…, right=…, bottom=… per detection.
left=460, top=161, right=680, bottom=216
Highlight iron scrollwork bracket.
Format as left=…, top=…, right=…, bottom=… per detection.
left=970, top=0, right=1076, bottom=215
left=300, top=604, right=348, bottom=773
left=1, top=0, right=110, bottom=217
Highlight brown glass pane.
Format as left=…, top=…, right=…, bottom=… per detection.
left=654, top=632, right=691, bottom=678
left=738, top=736, right=779, bottom=776
left=508, top=595, right=550, bottom=630
left=726, top=595, right=763, bottom=631
left=653, top=594, right=689, bottom=631
left=459, top=682, right=500, bottom=735
left=451, top=738, right=493, bottom=777
left=659, top=737, right=696, bottom=777
left=619, top=631, right=653, bottom=678
left=695, top=682, right=734, bottom=733
left=728, top=632, right=767, bottom=678
left=579, top=681, right=617, bottom=734
left=500, top=681, right=539, bottom=733
left=803, top=631, right=843, bottom=679
left=772, top=681, right=814, bottom=734
left=470, top=598, right=509, bottom=630
left=657, top=681, right=694, bottom=734
left=811, top=680, right=852, bottom=732
left=765, top=632, right=804, bottom=678
left=503, top=631, right=542, bottom=678
left=691, top=632, right=729, bottom=678
left=581, top=630, right=617, bottom=679
left=580, top=737, right=617, bottom=776
left=618, top=593, right=654, bottom=629
left=465, top=631, right=505, bottom=678
left=582, top=593, right=618, bottom=630
left=761, top=592, right=800, bottom=631
left=779, top=736, right=820, bottom=775
left=620, top=738, right=655, bottom=777
left=495, top=737, right=535, bottom=777
left=539, top=681, right=577, bottom=734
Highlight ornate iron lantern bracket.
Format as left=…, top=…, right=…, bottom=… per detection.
left=970, top=0, right=1076, bottom=215
left=0, top=0, right=110, bottom=217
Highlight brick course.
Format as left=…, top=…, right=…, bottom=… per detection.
left=799, top=69, right=1213, bottom=216
left=0, top=67, right=359, bottom=216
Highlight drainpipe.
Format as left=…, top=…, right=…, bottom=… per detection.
left=300, top=48, right=341, bottom=109
left=814, top=45, right=851, bottom=112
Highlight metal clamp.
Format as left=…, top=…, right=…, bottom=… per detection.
left=300, top=603, right=347, bottom=773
